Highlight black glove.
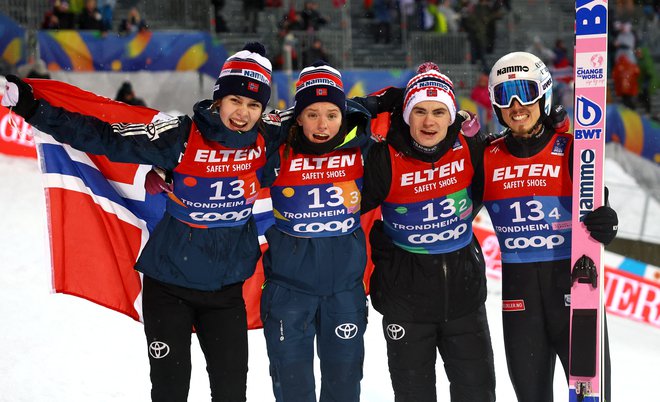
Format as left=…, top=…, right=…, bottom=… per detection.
left=481, top=128, right=508, bottom=145
left=3, top=74, right=39, bottom=119
left=376, top=86, right=404, bottom=113
left=583, top=188, right=618, bottom=245
left=547, top=104, right=570, bottom=133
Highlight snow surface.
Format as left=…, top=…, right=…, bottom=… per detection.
left=0, top=154, right=658, bottom=402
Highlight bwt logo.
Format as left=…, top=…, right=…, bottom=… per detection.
left=575, top=96, right=603, bottom=140
left=575, top=96, right=602, bottom=126
left=408, top=223, right=468, bottom=244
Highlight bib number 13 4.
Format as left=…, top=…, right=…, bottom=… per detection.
left=510, top=200, right=560, bottom=222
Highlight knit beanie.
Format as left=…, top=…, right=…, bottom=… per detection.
left=402, top=62, right=457, bottom=125
left=293, top=61, right=346, bottom=119
left=213, top=42, right=272, bottom=109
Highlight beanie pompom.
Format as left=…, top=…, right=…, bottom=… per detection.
left=416, top=61, right=440, bottom=74
left=243, top=42, right=266, bottom=57
left=311, top=60, right=329, bottom=68
left=402, top=63, right=457, bottom=125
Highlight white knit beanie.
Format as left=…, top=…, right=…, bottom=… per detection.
left=402, top=62, right=457, bottom=125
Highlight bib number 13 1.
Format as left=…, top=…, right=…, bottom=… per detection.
left=209, top=179, right=257, bottom=200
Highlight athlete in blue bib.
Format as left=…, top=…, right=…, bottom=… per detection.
left=481, top=51, right=617, bottom=402
left=5, top=42, right=277, bottom=402
left=259, top=62, right=373, bottom=402
left=361, top=62, right=495, bottom=402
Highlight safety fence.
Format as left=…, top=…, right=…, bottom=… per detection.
left=1, top=0, right=48, bottom=29
left=605, top=180, right=660, bottom=245
left=407, top=32, right=471, bottom=67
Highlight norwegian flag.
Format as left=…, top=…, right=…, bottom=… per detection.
left=27, top=80, right=383, bottom=329
left=29, top=79, right=168, bottom=322
left=28, top=79, right=271, bottom=328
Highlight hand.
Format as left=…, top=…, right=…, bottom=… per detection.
left=457, top=110, right=480, bottom=137
left=482, top=128, right=508, bottom=145
left=377, top=86, right=404, bottom=113
left=548, top=104, right=570, bottom=133
left=583, top=201, right=618, bottom=245
left=145, top=167, right=173, bottom=195
left=2, top=75, right=39, bottom=119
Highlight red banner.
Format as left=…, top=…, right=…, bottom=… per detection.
left=0, top=107, right=37, bottom=158
left=605, top=268, right=660, bottom=327
left=474, top=222, right=660, bottom=329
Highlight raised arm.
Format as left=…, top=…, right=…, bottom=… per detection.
left=3, top=75, right=187, bottom=169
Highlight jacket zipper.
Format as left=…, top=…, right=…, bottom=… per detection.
left=442, top=256, right=449, bottom=322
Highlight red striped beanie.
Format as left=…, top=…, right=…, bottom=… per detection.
left=402, top=62, right=456, bottom=125
left=213, top=42, right=272, bottom=109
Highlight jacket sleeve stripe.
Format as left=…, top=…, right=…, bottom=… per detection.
left=110, top=119, right=181, bottom=141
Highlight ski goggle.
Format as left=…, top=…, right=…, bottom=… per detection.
left=491, top=79, right=543, bottom=108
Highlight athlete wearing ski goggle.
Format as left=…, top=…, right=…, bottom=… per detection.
left=490, top=79, right=544, bottom=108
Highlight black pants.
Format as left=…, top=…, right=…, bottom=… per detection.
left=502, top=262, right=611, bottom=402
left=382, top=305, right=495, bottom=402
left=142, top=276, right=248, bottom=402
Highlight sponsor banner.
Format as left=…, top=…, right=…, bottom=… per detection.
left=0, top=13, right=26, bottom=68
left=475, top=222, right=660, bottom=329
left=0, top=107, right=37, bottom=158
left=474, top=225, right=502, bottom=280
left=604, top=268, right=660, bottom=327
left=38, top=30, right=227, bottom=78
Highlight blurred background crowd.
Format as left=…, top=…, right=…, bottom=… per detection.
left=1, top=0, right=659, bottom=127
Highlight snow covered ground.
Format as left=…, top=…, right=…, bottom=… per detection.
left=0, top=154, right=658, bottom=401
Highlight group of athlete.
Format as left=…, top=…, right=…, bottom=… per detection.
left=2, top=41, right=618, bottom=402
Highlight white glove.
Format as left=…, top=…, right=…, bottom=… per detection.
left=1, top=81, right=20, bottom=108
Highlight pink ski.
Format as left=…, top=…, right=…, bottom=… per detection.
left=569, top=1, right=609, bottom=401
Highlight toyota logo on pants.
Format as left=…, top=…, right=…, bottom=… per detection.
left=386, top=324, right=406, bottom=340
left=335, top=323, right=359, bottom=340
left=149, top=341, right=170, bottom=359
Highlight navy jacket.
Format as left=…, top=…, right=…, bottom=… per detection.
left=260, top=100, right=373, bottom=296
left=28, top=99, right=281, bottom=291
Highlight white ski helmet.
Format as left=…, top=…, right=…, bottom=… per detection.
left=488, top=51, right=553, bottom=127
